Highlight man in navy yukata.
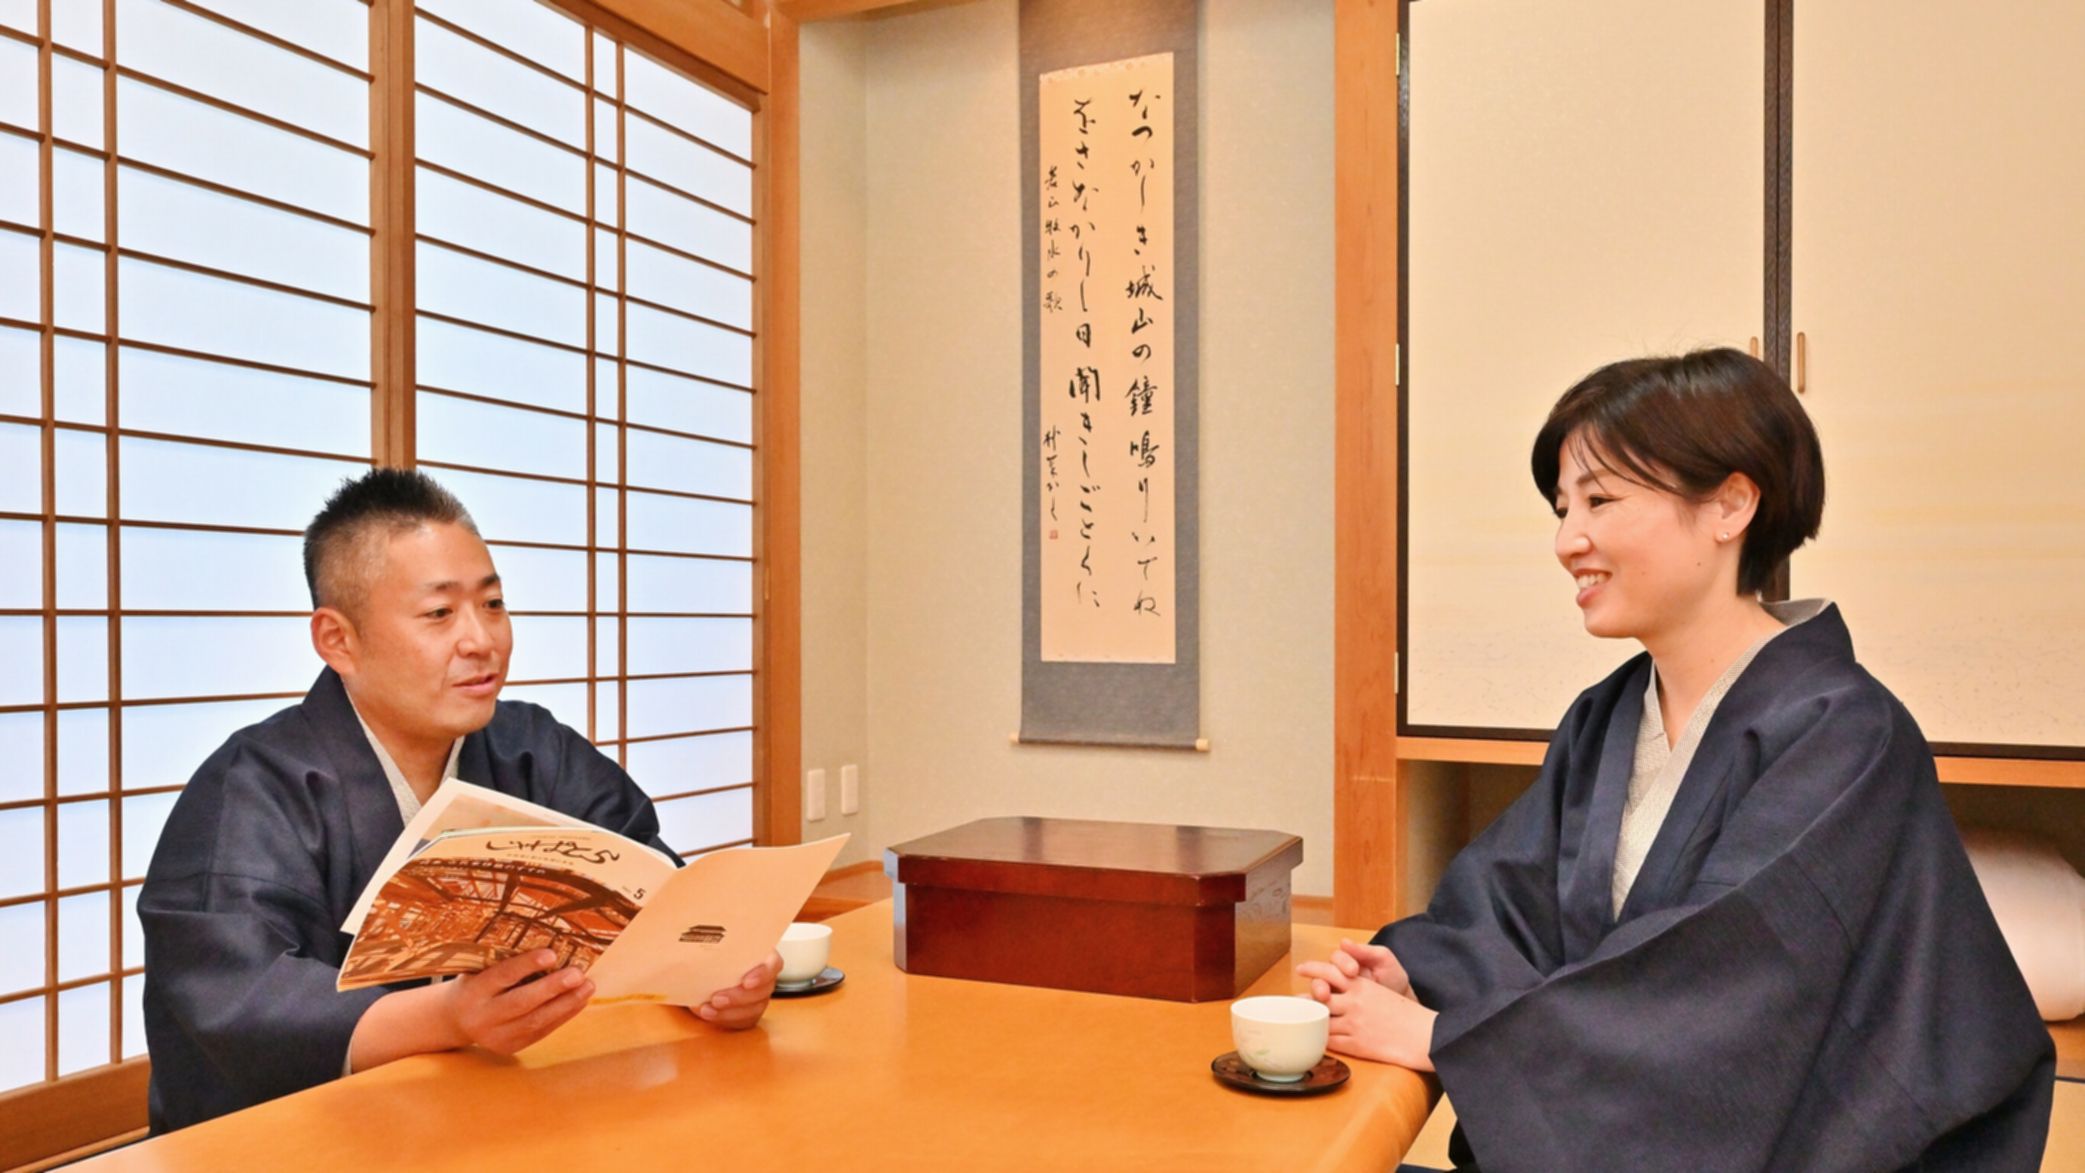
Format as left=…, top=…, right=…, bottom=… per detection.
left=140, top=469, right=779, bottom=1132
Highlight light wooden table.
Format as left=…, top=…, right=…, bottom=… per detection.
left=87, top=901, right=1435, bottom=1172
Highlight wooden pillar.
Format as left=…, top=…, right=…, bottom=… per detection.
left=758, top=7, right=806, bottom=845
left=1332, top=0, right=1402, bottom=928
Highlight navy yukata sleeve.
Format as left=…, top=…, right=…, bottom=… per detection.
left=139, top=741, right=386, bottom=1125
left=1374, top=701, right=1587, bottom=1021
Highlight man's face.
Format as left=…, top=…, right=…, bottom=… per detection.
left=335, top=521, right=511, bottom=749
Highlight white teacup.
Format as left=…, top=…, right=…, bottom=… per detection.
left=1230, top=995, right=1329, bottom=1083
left=776, top=921, right=833, bottom=987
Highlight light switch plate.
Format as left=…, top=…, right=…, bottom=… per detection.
left=805, top=768, right=827, bottom=821
left=839, top=764, right=859, bottom=815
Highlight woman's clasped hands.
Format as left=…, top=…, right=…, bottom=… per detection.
left=1294, top=939, right=1438, bottom=1072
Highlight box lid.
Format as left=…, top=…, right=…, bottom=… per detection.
left=883, top=817, right=1303, bottom=907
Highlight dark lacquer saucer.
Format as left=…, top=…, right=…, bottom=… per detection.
left=1209, top=1052, right=1350, bottom=1096
left=772, top=967, right=845, bottom=997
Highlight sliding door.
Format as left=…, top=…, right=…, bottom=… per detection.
left=1404, top=0, right=1763, bottom=735
left=0, top=0, right=373, bottom=1088
left=0, top=0, right=776, bottom=1096
left=1790, top=0, right=2085, bottom=753
left=410, top=0, right=763, bottom=856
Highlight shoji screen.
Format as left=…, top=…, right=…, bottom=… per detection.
left=0, top=0, right=372, bottom=1090
left=410, top=0, right=758, bottom=858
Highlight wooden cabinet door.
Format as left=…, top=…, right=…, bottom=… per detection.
left=1404, top=0, right=1763, bottom=734
left=1790, top=0, right=2085, bottom=753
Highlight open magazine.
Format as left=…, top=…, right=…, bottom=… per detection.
left=337, top=779, right=847, bottom=1006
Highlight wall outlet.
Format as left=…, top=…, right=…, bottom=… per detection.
left=839, top=764, right=860, bottom=815
left=805, top=768, right=827, bottom=821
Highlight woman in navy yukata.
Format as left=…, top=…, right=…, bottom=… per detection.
left=1299, top=349, right=2054, bottom=1171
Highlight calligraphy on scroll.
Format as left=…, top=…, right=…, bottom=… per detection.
left=1037, top=53, right=1175, bottom=664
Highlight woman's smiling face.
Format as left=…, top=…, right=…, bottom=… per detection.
left=1551, top=430, right=1733, bottom=644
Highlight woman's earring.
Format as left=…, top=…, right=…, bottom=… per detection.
left=1718, top=531, right=1730, bottom=541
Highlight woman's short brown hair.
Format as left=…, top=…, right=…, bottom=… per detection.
left=1530, top=347, right=1825, bottom=595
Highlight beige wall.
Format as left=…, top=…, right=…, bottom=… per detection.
left=797, top=19, right=872, bottom=857
left=799, top=0, right=1338, bottom=892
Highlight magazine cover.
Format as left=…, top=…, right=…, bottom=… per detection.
left=341, top=779, right=679, bottom=936
left=340, top=827, right=676, bottom=989
left=337, top=826, right=850, bottom=1005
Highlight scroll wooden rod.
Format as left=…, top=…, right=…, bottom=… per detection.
left=1011, top=732, right=1211, bottom=752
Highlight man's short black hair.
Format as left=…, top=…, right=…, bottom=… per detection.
left=303, top=469, right=477, bottom=613
left=1531, top=347, right=1825, bottom=596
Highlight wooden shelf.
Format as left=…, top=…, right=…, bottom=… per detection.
left=1934, top=757, right=2085, bottom=790
left=2052, top=1015, right=2085, bottom=1082
left=1395, top=737, right=1545, bottom=767
left=1394, top=737, right=2085, bottom=790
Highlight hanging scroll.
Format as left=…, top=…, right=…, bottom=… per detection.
left=1020, top=0, right=1200, bottom=748
left=1037, top=54, right=1177, bottom=664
